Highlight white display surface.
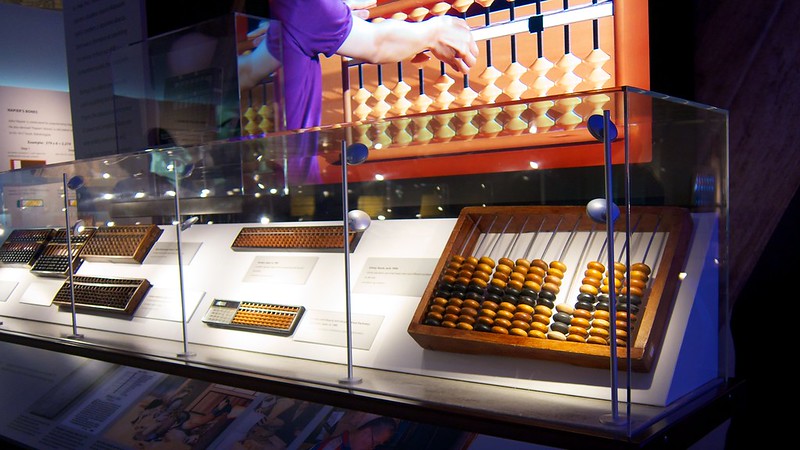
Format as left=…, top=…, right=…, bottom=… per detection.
left=0, top=216, right=720, bottom=407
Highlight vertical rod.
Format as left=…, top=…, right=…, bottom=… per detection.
left=602, top=110, right=620, bottom=422
left=174, top=160, right=193, bottom=358
left=63, top=173, right=81, bottom=339
left=339, top=141, right=362, bottom=385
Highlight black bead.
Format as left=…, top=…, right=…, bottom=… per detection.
left=537, top=297, right=555, bottom=309
left=487, top=285, right=504, bottom=296
left=502, top=295, right=519, bottom=305
left=617, top=303, right=640, bottom=314
left=575, top=301, right=595, bottom=311
left=467, top=285, right=484, bottom=295
left=553, top=312, right=572, bottom=324
left=465, top=291, right=483, bottom=301
left=596, top=301, right=610, bottom=311
left=550, top=321, right=569, bottom=334
left=520, top=288, right=539, bottom=299
left=423, top=318, right=441, bottom=327
left=577, top=293, right=596, bottom=304
left=517, top=296, right=536, bottom=307
left=504, top=287, right=521, bottom=297
left=596, top=293, right=610, bottom=304
left=437, top=281, right=454, bottom=292
left=620, top=294, right=642, bottom=305
left=451, top=283, right=467, bottom=293
left=448, top=290, right=465, bottom=300
left=538, top=290, right=556, bottom=302
left=485, top=293, right=502, bottom=304
left=474, top=323, right=492, bottom=332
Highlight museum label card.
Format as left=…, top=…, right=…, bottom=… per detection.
left=242, top=256, right=318, bottom=284
left=133, top=287, right=204, bottom=322
left=0, top=280, right=18, bottom=302
left=143, top=241, right=201, bottom=265
left=19, top=279, right=63, bottom=306
left=354, top=257, right=437, bottom=297
left=293, top=310, right=383, bottom=350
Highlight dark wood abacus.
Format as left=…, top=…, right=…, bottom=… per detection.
left=52, top=275, right=152, bottom=315
left=407, top=205, right=693, bottom=372
left=30, top=227, right=96, bottom=277
left=81, top=224, right=163, bottom=264
left=230, top=225, right=363, bottom=253
left=0, top=228, right=53, bottom=267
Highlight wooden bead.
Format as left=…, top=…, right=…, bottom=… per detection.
left=544, top=275, right=563, bottom=286
left=524, top=275, right=543, bottom=288
left=441, top=274, right=457, bottom=284
left=498, top=257, right=515, bottom=268
left=587, top=261, right=605, bottom=272
left=528, top=266, right=547, bottom=278
left=615, top=319, right=631, bottom=329
left=616, top=329, right=628, bottom=340
left=513, top=265, right=529, bottom=275
left=491, top=326, right=509, bottom=334
left=587, top=336, right=608, bottom=345
left=479, top=256, right=496, bottom=267
left=549, top=260, right=567, bottom=272
left=528, top=329, right=547, bottom=339
left=628, top=270, right=648, bottom=282
left=462, top=299, right=481, bottom=310
left=573, top=309, right=593, bottom=320
left=584, top=268, right=603, bottom=279
left=579, top=285, right=599, bottom=295
left=613, top=262, right=626, bottom=273
left=547, top=267, right=565, bottom=279
left=493, top=318, right=512, bottom=329
left=469, top=278, right=487, bottom=289
left=581, top=277, right=602, bottom=288
left=513, top=311, right=533, bottom=322
left=509, top=271, right=525, bottom=282
left=444, top=313, right=460, bottom=323
left=568, top=326, right=589, bottom=338
left=511, top=320, right=531, bottom=331
left=590, top=327, right=609, bottom=339
left=457, top=315, right=476, bottom=325
left=532, top=259, right=549, bottom=271
left=547, top=330, right=567, bottom=341
left=474, top=323, right=492, bottom=332
left=476, top=315, right=494, bottom=326
left=621, top=286, right=644, bottom=297
left=450, top=255, right=465, bottom=264
left=532, top=314, right=551, bottom=325
left=530, top=321, right=549, bottom=333
left=594, top=310, right=610, bottom=321
left=475, top=263, right=493, bottom=274
left=461, top=263, right=477, bottom=273
left=631, top=262, right=651, bottom=275
left=534, top=305, right=553, bottom=317
left=455, top=276, right=472, bottom=286
left=515, top=258, right=531, bottom=268
left=441, top=320, right=457, bottom=328
left=499, top=301, right=516, bottom=312
left=471, top=271, right=490, bottom=282
left=550, top=321, right=569, bottom=334
left=592, top=318, right=610, bottom=329
left=555, top=303, right=574, bottom=315
left=571, top=317, right=591, bottom=328
left=496, top=309, right=514, bottom=320
left=490, top=278, right=507, bottom=289
left=615, top=338, right=627, bottom=347
left=567, top=334, right=587, bottom=343
left=429, top=305, right=446, bottom=314
left=509, top=327, right=528, bottom=337
left=507, top=279, right=524, bottom=292
left=426, top=311, right=444, bottom=321
left=445, top=305, right=461, bottom=315
left=448, top=298, right=464, bottom=307
left=432, top=297, right=448, bottom=306
left=616, top=311, right=636, bottom=322
left=542, top=282, right=560, bottom=294
left=464, top=256, right=479, bottom=266
left=495, top=264, right=512, bottom=276
left=460, top=307, right=478, bottom=317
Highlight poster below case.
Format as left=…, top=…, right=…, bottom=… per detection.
left=202, top=299, right=305, bottom=336
left=407, top=205, right=693, bottom=372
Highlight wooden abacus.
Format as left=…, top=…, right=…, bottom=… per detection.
left=407, top=205, right=692, bottom=372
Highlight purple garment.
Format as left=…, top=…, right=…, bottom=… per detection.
left=269, top=0, right=353, bottom=130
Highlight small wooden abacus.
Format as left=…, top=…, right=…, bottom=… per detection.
left=408, top=205, right=692, bottom=372
left=52, top=275, right=152, bottom=315
left=30, top=227, right=96, bottom=278
left=0, top=228, right=53, bottom=267
left=81, top=224, right=163, bottom=264
left=231, top=225, right=363, bottom=252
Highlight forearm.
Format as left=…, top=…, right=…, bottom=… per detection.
left=351, top=18, right=438, bottom=63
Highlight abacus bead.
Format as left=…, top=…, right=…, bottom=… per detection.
left=478, top=257, right=495, bottom=267
left=547, top=268, right=565, bottom=279
left=574, top=301, right=595, bottom=312
left=496, top=309, right=514, bottom=321
left=631, top=262, right=651, bottom=275
left=516, top=304, right=534, bottom=315
left=549, top=260, right=567, bottom=272
left=628, top=279, right=647, bottom=290
left=452, top=283, right=467, bottom=293
left=477, top=315, right=494, bottom=326
left=532, top=314, right=551, bottom=325
left=525, top=273, right=544, bottom=284
left=444, top=313, right=460, bottom=323
left=579, top=285, right=599, bottom=295
left=490, top=278, right=507, bottom=290
left=629, top=271, right=648, bottom=282
left=523, top=281, right=542, bottom=292
left=509, top=327, right=527, bottom=336
left=423, top=318, right=441, bottom=326
left=460, top=307, right=478, bottom=317
left=464, top=256, right=479, bottom=266
left=430, top=305, right=446, bottom=314
left=426, top=312, right=443, bottom=321
left=571, top=317, right=591, bottom=328
left=457, top=315, right=476, bottom=325
left=592, top=318, right=611, bottom=328
left=590, top=327, right=610, bottom=338
left=568, top=326, right=589, bottom=338
left=466, top=287, right=484, bottom=298
left=494, top=318, right=512, bottom=329
left=469, top=278, right=487, bottom=289
left=499, top=301, right=516, bottom=312
left=492, top=272, right=509, bottom=283
left=474, top=323, right=492, bottom=332
left=582, top=277, right=601, bottom=288
left=550, top=321, right=569, bottom=335
left=458, top=269, right=474, bottom=279
left=544, top=275, right=563, bottom=286
left=529, top=266, right=547, bottom=278
left=596, top=301, right=610, bottom=311
left=588, top=261, right=605, bottom=272
left=573, top=309, right=593, bottom=320
left=487, top=284, right=504, bottom=296
left=439, top=279, right=455, bottom=289
left=555, top=304, right=574, bottom=315
left=621, top=286, right=644, bottom=297
left=532, top=259, right=549, bottom=271
left=448, top=298, right=463, bottom=307
left=513, top=311, right=533, bottom=322
left=517, top=296, right=536, bottom=307
left=511, top=320, right=531, bottom=331
left=501, top=294, right=519, bottom=305
left=616, top=329, right=628, bottom=340
left=513, top=265, right=529, bottom=275
left=594, top=310, right=611, bottom=321
left=504, top=286, right=521, bottom=298
left=524, top=328, right=544, bottom=339
left=542, top=282, right=560, bottom=294
left=471, top=271, right=490, bottom=282
left=481, top=301, right=499, bottom=311
left=485, top=293, right=502, bottom=304
left=432, top=297, right=448, bottom=306
left=450, top=255, right=465, bottom=264
left=462, top=299, right=481, bottom=310
left=567, top=334, right=587, bottom=342
left=553, top=312, right=572, bottom=324
left=509, top=271, right=525, bottom=283
left=491, top=326, right=509, bottom=335
left=585, top=268, right=603, bottom=279
left=515, top=258, right=531, bottom=269
left=615, top=339, right=628, bottom=347
left=547, top=330, right=567, bottom=341
left=534, top=305, right=553, bottom=317
left=530, top=322, right=549, bottom=333
left=537, top=297, right=555, bottom=309
left=617, top=303, right=640, bottom=314
left=498, top=258, right=514, bottom=270
left=441, top=320, right=457, bottom=328
left=615, top=319, right=631, bottom=329
left=587, top=336, right=608, bottom=345
left=614, top=262, right=626, bottom=273
left=620, top=294, right=642, bottom=305
left=475, top=263, right=493, bottom=274
left=507, top=280, right=524, bottom=292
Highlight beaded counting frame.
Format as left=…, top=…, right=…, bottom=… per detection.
left=29, top=227, right=97, bottom=278
left=81, top=224, right=164, bottom=264
left=309, top=0, right=649, bottom=183
left=0, top=228, right=53, bottom=267
left=230, top=225, right=364, bottom=252
left=52, top=275, right=153, bottom=316
left=407, top=205, right=692, bottom=372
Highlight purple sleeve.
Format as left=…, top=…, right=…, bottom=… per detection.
left=270, top=0, right=353, bottom=57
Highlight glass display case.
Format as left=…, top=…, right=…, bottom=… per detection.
left=0, top=87, right=731, bottom=447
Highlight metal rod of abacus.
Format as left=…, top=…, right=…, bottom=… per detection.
left=339, top=141, right=362, bottom=385
left=63, top=173, right=82, bottom=340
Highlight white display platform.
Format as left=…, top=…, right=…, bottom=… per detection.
left=0, top=215, right=720, bottom=407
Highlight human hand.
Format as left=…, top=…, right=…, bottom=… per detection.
left=345, top=0, right=376, bottom=20
left=427, top=15, right=479, bottom=74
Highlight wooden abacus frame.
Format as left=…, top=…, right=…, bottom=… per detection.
left=407, top=205, right=692, bottom=372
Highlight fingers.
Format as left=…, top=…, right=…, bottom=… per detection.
left=351, top=9, right=370, bottom=20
